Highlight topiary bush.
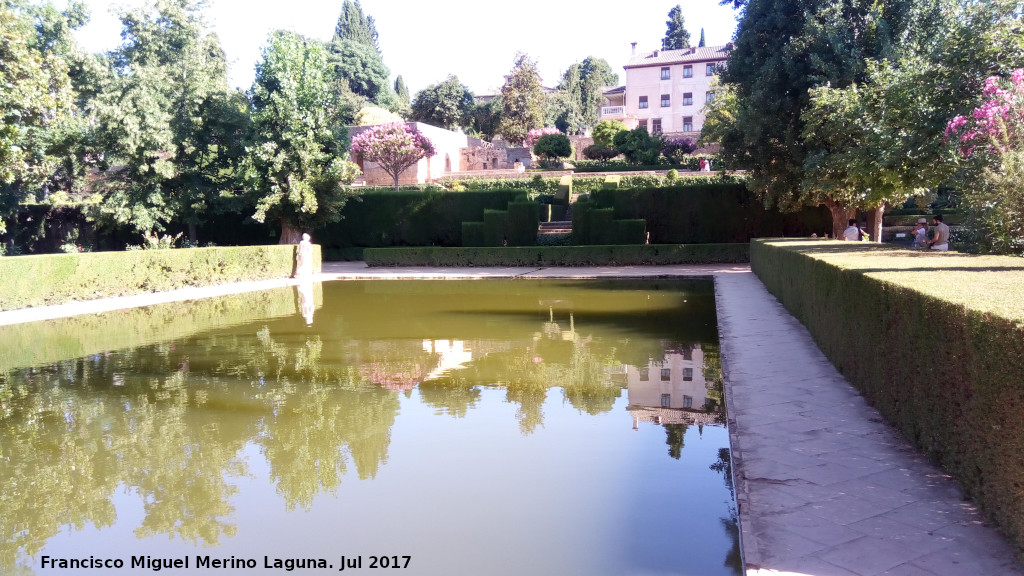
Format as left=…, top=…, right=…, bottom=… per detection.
left=533, top=133, right=573, bottom=160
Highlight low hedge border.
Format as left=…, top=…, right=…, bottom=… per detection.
left=0, top=244, right=319, bottom=311
left=363, top=243, right=749, bottom=267
left=751, top=238, right=1024, bottom=554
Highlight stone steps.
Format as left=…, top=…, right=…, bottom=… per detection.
left=538, top=221, right=572, bottom=235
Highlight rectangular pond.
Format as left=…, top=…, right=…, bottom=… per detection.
left=0, top=279, right=740, bottom=575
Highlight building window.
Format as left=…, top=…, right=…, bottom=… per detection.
left=683, top=65, right=692, bottom=78
left=652, top=118, right=662, bottom=134
left=683, top=368, right=693, bottom=381
left=661, top=394, right=671, bottom=408
left=683, top=395, right=693, bottom=408
left=683, top=116, right=693, bottom=132
left=661, top=67, right=670, bottom=80
left=639, top=95, right=648, bottom=109
left=683, top=92, right=693, bottom=106
left=706, top=91, right=716, bottom=103
left=661, top=368, right=671, bottom=381
left=706, top=63, right=716, bottom=76
left=639, top=119, right=648, bottom=132
left=639, top=367, right=649, bottom=381
left=660, top=94, right=671, bottom=107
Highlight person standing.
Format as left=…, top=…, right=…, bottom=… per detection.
left=928, top=214, right=950, bottom=250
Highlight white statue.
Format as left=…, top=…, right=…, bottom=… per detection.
left=295, top=233, right=313, bottom=278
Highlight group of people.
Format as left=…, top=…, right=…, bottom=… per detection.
left=840, top=215, right=949, bottom=250
left=911, top=215, right=950, bottom=250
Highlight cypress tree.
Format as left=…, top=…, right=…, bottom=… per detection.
left=662, top=5, right=690, bottom=50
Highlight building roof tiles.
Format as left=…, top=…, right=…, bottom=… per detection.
left=624, top=44, right=731, bottom=69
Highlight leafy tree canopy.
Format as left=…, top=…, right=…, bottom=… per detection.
left=242, top=31, right=360, bottom=243
left=592, top=120, right=627, bottom=148
left=552, top=56, right=617, bottom=134
left=498, top=53, right=546, bottom=144
left=92, top=0, right=238, bottom=239
left=411, top=75, right=475, bottom=130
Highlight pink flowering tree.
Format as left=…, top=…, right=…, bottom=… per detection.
left=524, top=127, right=560, bottom=149
left=351, top=123, right=436, bottom=191
left=944, top=69, right=1024, bottom=254
left=945, top=69, right=1024, bottom=157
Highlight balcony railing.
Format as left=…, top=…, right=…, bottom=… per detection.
left=600, top=106, right=625, bottom=117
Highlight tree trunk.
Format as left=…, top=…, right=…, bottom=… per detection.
left=279, top=218, right=303, bottom=245
left=824, top=198, right=855, bottom=239
left=393, top=173, right=400, bottom=191
left=865, top=205, right=884, bottom=243
left=187, top=222, right=197, bottom=243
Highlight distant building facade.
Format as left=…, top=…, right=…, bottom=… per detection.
left=599, top=43, right=731, bottom=139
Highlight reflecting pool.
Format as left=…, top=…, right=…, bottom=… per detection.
left=0, top=279, right=740, bottom=575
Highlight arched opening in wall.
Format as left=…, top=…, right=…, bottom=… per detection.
left=445, top=154, right=451, bottom=172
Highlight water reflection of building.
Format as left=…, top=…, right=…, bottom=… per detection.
left=423, top=340, right=474, bottom=380
left=621, top=346, right=725, bottom=428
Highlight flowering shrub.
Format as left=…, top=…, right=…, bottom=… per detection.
left=524, top=127, right=560, bottom=149
left=945, top=69, right=1024, bottom=156
left=661, top=137, right=697, bottom=162
left=351, top=123, right=436, bottom=190
left=944, top=69, right=1024, bottom=256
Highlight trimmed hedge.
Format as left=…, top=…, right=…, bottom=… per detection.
left=572, top=199, right=647, bottom=245
left=364, top=243, right=748, bottom=267
left=316, top=189, right=520, bottom=252
left=591, top=183, right=831, bottom=243
left=0, top=244, right=316, bottom=311
left=751, top=238, right=1024, bottom=554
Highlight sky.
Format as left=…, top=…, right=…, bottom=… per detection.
left=72, top=0, right=742, bottom=96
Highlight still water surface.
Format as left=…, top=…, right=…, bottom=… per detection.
left=0, top=279, right=740, bottom=575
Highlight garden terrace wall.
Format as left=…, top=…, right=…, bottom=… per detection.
left=0, top=244, right=315, bottom=311
left=591, top=184, right=831, bottom=243
left=751, top=238, right=1024, bottom=553
left=363, top=243, right=748, bottom=267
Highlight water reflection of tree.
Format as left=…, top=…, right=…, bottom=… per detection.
left=258, top=382, right=399, bottom=510
left=417, top=377, right=482, bottom=418
left=710, top=448, right=742, bottom=575
left=664, top=423, right=688, bottom=460
left=0, top=355, right=254, bottom=570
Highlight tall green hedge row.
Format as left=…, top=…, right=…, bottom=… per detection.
left=751, top=239, right=1024, bottom=554
left=315, top=189, right=520, bottom=250
left=572, top=199, right=646, bottom=245
left=590, top=183, right=831, bottom=243
left=0, top=244, right=314, bottom=311
left=364, top=243, right=749, bottom=267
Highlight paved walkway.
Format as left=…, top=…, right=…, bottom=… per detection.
left=1, top=263, right=1020, bottom=575
left=716, top=272, right=1023, bottom=576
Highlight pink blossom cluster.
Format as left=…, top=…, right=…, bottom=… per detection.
left=524, top=127, right=561, bottom=149
left=350, top=122, right=436, bottom=159
left=945, top=69, right=1024, bottom=157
